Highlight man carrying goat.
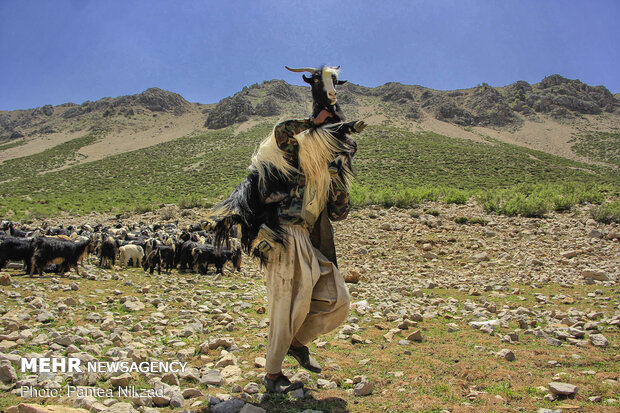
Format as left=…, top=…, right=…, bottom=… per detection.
left=210, top=65, right=366, bottom=393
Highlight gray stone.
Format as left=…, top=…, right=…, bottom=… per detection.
left=211, top=398, right=245, bottom=413
left=35, top=311, right=54, bottom=323
left=253, top=357, right=266, bottom=368
left=582, top=269, right=609, bottom=281
left=169, top=390, right=183, bottom=408
left=221, top=365, right=243, bottom=383
left=239, top=404, right=266, bottom=413
left=182, top=387, right=203, bottom=398
left=201, top=369, right=224, bottom=386
left=152, top=394, right=171, bottom=407
left=290, top=387, right=306, bottom=400
left=101, top=402, right=138, bottom=413
left=290, top=370, right=311, bottom=384
left=496, top=349, right=516, bottom=361
left=122, top=300, right=145, bottom=312
left=589, top=334, right=609, bottom=347
left=179, top=367, right=200, bottom=382
left=0, top=360, right=17, bottom=383
left=588, top=229, right=604, bottom=238
left=316, top=378, right=336, bottom=389
left=548, top=381, right=578, bottom=396
left=472, top=252, right=490, bottom=262
left=353, top=380, right=375, bottom=396
left=109, top=373, right=132, bottom=387
left=243, top=382, right=260, bottom=394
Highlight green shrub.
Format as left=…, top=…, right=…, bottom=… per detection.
left=133, top=204, right=153, bottom=214
left=468, top=217, right=487, bottom=225
left=444, top=189, right=469, bottom=204
left=454, top=216, right=469, bottom=224
left=590, top=201, right=620, bottom=224
left=178, top=194, right=203, bottom=209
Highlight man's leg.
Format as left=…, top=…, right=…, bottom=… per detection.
left=264, top=226, right=319, bottom=390
left=292, top=246, right=351, bottom=350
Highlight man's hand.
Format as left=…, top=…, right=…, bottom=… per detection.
left=352, top=120, right=366, bottom=133
left=312, top=109, right=333, bottom=125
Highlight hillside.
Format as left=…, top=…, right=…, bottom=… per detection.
left=0, top=75, right=618, bottom=219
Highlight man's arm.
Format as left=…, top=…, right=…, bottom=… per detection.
left=273, top=119, right=313, bottom=167
left=326, top=174, right=350, bottom=221
left=273, top=110, right=335, bottom=166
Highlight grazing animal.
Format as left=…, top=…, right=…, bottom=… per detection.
left=8, top=223, right=29, bottom=238
left=210, top=65, right=363, bottom=263
left=192, top=245, right=242, bottom=275
left=118, top=244, right=144, bottom=267
left=156, top=245, right=175, bottom=273
left=31, top=237, right=92, bottom=276
left=177, top=240, right=203, bottom=272
left=142, top=249, right=161, bottom=275
left=0, top=236, right=35, bottom=273
left=99, top=236, right=118, bottom=268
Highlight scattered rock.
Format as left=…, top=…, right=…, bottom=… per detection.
left=109, top=373, right=132, bottom=387
left=0, top=360, right=17, bottom=383
left=548, top=382, right=578, bottom=396
left=211, top=398, right=245, bottom=413
left=589, top=334, right=609, bottom=347
left=581, top=269, right=609, bottom=281
left=496, top=349, right=516, bottom=361
left=0, top=273, right=12, bottom=286
left=353, top=380, right=375, bottom=396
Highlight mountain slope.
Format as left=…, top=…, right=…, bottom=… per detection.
left=0, top=76, right=618, bottom=219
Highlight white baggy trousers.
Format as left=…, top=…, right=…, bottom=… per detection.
left=264, top=225, right=350, bottom=374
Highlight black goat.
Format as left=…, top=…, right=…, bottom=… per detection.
left=142, top=249, right=161, bottom=275
left=177, top=240, right=202, bottom=272
left=192, top=245, right=242, bottom=275
left=157, top=245, right=175, bottom=274
left=99, top=236, right=118, bottom=268
left=0, top=236, right=35, bottom=273
left=31, top=237, right=92, bottom=276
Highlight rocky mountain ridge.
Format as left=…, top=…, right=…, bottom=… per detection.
left=2, top=75, right=617, bottom=142
left=203, top=74, right=618, bottom=130
left=0, top=88, right=203, bottom=141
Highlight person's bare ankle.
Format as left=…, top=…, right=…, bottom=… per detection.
left=266, top=372, right=282, bottom=380
left=291, top=337, right=304, bottom=349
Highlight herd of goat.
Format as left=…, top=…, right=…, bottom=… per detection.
left=0, top=220, right=242, bottom=277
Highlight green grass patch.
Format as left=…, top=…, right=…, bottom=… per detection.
left=476, top=182, right=612, bottom=217
left=570, top=131, right=620, bottom=166
left=0, top=124, right=618, bottom=220
left=590, top=200, right=620, bottom=224
left=0, top=138, right=26, bottom=151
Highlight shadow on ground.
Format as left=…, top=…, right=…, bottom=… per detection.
left=259, top=392, right=349, bottom=413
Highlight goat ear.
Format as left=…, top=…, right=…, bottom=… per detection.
left=302, top=75, right=313, bottom=84
left=337, top=80, right=347, bottom=85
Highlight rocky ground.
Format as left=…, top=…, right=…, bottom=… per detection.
left=0, top=203, right=618, bottom=413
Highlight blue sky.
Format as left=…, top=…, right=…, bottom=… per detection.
left=0, top=0, right=618, bottom=110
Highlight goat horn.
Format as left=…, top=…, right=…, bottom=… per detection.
left=285, top=66, right=317, bottom=73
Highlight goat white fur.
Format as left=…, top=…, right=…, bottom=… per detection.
left=119, top=245, right=144, bottom=267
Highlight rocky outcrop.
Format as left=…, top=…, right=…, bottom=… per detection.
left=136, top=88, right=191, bottom=114
left=204, top=94, right=254, bottom=129
left=505, top=75, right=616, bottom=118
left=254, top=96, right=281, bottom=117
left=379, top=83, right=415, bottom=103
left=269, top=80, right=299, bottom=102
